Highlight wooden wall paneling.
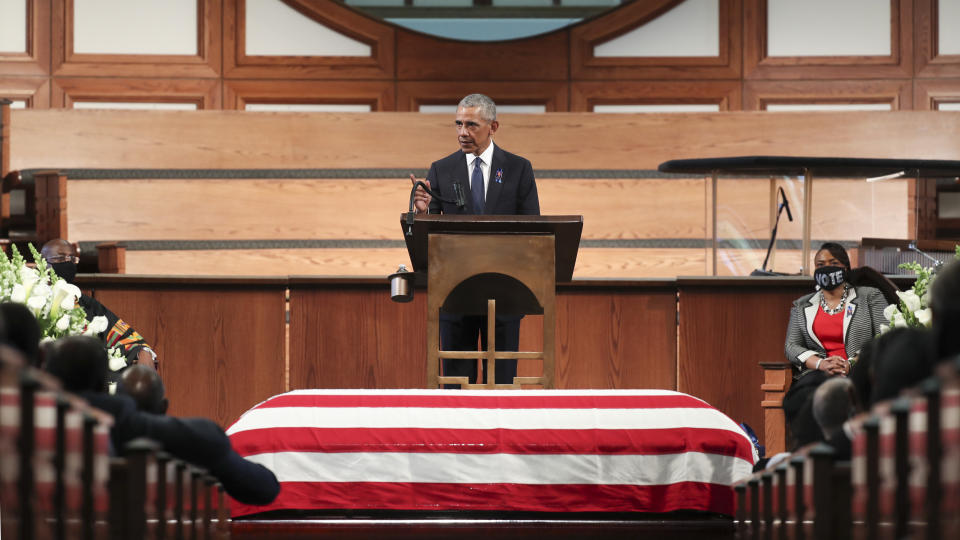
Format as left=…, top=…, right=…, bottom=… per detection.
left=553, top=286, right=677, bottom=390
left=742, top=79, right=914, bottom=110
left=569, top=0, right=742, bottom=80
left=676, top=280, right=811, bottom=442
left=51, top=0, right=222, bottom=78
left=570, top=81, right=742, bottom=112
left=116, top=248, right=409, bottom=277
left=78, top=247, right=708, bottom=279
left=395, top=29, right=568, bottom=82
left=224, top=80, right=395, bottom=111
left=396, top=82, right=570, bottom=112
left=222, top=0, right=394, bottom=79
left=288, top=284, right=428, bottom=389
left=11, top=110, right=960, bottom=171
left=286, top=282, right=676, bottom=391
left=53, top=78, right=222, bottom=109
left=88, top=282, right=287, bottom=428
left=915, top=0, right=960, bottom=77
left=744, top=0, right=912, bottom=79
left=914, top=79, right=960, bottom=110
left=0, top=77, right=51, bottom=108
left=0, top=0, right=51, bottom=77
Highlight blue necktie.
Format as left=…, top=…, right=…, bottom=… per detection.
left=471, top=157, right=484, bottom=214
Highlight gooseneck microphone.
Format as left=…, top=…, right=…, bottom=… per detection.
left=406, top=180, right=466, bottom=236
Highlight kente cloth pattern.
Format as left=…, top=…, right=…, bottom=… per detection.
left=226, top=389, right=757, bottom=517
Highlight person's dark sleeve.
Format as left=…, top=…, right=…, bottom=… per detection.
left=426, top=161, right=443, bottom=214
left=84, top=393, right=279, bottom=505
left=517, top=157, right=539, bottom=215
left=79, top=295, right=154, bottom=364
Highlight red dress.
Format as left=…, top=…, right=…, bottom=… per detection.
left=812, top=306, right=847, bottom=360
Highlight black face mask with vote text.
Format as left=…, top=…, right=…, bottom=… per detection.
left=50, top=262, right=78, bottom=283
left=814, top=265, right=846, bottom=291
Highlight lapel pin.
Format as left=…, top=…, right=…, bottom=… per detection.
left=495, top=169, right=503, bottom=183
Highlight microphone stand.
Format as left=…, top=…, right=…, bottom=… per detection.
left=907, top=242, right=945, bottom=271
left=757, top=187, right=793, bottom=274
left=406, top=181, right=465, bottom=236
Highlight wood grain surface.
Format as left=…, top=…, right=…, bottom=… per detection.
left=12, top=110, right=960, bottom=172
left=676, top=282, right=810, bottom=437
left=90, top=284, right=286, bottom=428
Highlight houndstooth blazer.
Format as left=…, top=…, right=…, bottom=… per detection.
left=784, top=285, right=889, bottom=373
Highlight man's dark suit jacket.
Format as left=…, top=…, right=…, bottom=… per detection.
left=84, top=392, right=280, bottom=505
left=426, top=145, right=539, bottom=215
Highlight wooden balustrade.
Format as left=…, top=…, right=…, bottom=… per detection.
left=733, top=355, right=960, bottom=540
left=0, top=344, right=232, bottom=539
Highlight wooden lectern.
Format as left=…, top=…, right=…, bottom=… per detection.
left=402, top=214, right=582, bottom=389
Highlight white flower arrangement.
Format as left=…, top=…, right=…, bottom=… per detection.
left=881, top=245, right=960, bottom=333
left=1, top=244, right=124, bottom=368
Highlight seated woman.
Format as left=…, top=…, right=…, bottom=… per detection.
left=782, top=242, right=891, bottom=449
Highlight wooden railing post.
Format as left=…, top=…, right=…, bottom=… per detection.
left=190, top=468, right=202, bottom=540
left=34, top=171, right=67, bottom=244
left=174, top=461, right=186, bottom=540
left=53, top=395, right=70, bottom=540
left=96, top=242, right=126, bottom=274
left=749, top=477, right=760, bottom=540
left=761, top=471, right=774, bottom=540
left=775, top=464, right=788, bottom=540
left=1, top=99, right=12, bottom=226
left=108, top=457, right=128, bottom=540
left=156, top=452, right=171, bottom=540
left=17, top=372, right=39, bottom=540
left=760, top=361, right=790, bottom=456
left=123, top=439, right=160, bottom=540
left=922, top=378, right=942, bottom=540
left=810, top=443, right=836, bottom=540
left=832, top=462, right=852, bottom=540
left=81, top=413, right=97, bottom=540
left=1, top=99, right=10, bottom=180
left=863, top=416, right=880, bottom=540
left=203, top=475, right=216, bottom=540
left=216, top=484, right=230, bottom=540
left=892, top=398, right=912, bottom=539
left=791, top=455, right=806, bottom=540
left=735, top=483, right=747, bottom=539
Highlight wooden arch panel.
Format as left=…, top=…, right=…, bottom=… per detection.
left=223, top=0, right=395, bottom=79
left=570, top=0, right=742, bottom=80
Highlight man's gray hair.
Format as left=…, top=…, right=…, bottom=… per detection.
left=458, top=94, right=497, bottom=122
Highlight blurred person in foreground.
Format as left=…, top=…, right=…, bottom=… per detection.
left=45, top=336, right=279, bottom=505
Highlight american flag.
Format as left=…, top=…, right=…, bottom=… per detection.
left=226, top=389, right=757, bottom=517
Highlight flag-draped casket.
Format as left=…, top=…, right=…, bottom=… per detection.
left=226, top=389, right=757, bottom=517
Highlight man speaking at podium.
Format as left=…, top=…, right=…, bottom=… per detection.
left=410, top=93, right=540, bottom=386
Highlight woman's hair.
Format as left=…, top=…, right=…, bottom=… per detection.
left=816, top=242, right=851, bottom=269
